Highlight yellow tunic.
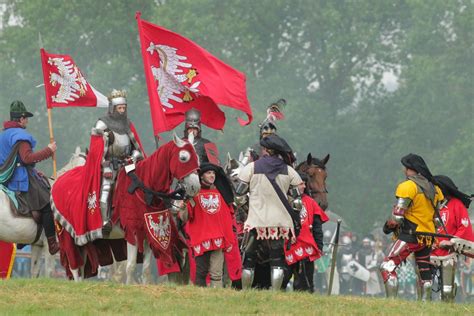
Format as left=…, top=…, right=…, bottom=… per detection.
left=395, top=180, right=444, bottom=234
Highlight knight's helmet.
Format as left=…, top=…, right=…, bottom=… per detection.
left=184, top=108, right=202, bottom=137
left=108, top=89, right=127, bottom=116
left=259, top=98, right=286, bottom=139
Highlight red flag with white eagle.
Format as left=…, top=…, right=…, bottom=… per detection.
left=40, top=49, right=108, bottom=108
left=136, top=12, right=253, bottom=135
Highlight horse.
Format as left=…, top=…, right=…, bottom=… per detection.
left=0, top=146, right=87, bottom=278
left=51, top=134, right=200, bottom=283
left=295, top=153, right=330, bottom=211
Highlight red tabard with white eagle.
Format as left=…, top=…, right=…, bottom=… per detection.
left=186, top=188, right=236, bottom=256
left=432, top=198, right=474, bottom=257
left=284, top=194, right=329, bottom=265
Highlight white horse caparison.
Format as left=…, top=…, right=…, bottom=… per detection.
left=0, top=146, right=87, bottom=277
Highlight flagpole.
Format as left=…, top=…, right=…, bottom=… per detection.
left=47, top=108, right=57, bottom=178
left=39, top=35, right=57, bottom=178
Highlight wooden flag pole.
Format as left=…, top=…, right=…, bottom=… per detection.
left=47, top=108, right=57, bottom=178
left=39, top=33, right=57, bottom=178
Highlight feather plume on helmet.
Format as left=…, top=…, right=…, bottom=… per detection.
left=259, top=98, right=286, bottom=138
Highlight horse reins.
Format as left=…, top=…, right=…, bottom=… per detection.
left=127, top=171, right=186, bottom=206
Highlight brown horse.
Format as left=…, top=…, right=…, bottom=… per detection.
left=296, top=153, right=330, bottom=210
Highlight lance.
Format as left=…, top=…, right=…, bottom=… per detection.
left=327, top=219, right=342, bottom=296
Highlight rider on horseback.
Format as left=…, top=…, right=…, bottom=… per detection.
left=0, top=101, right=59, bottom=255
left=183, top=109, right=219, bottom=165
left=92, top=90, right=145, bottom=236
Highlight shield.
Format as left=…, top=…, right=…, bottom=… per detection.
left=346, top=260, right=370, bottom=282
left=144, top=210, right=172, bottom=250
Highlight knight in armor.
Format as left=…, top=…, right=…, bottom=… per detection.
left=236, top=134, right=303, bottom=290
left=180, top=162, right=236, bottom=288
left=430, top=175, right=474, bottom=302
left=92, top=90, right=145, bottom=235
left=0, top=101, right=59, bottom=254
left=380, top=153, right=444, bottom=301
left=282, top=172, right=328, bottom=292
left=249, top=99, right=286, bottom=161
left=338, top=233, right=357, bottom=295
left=183, top=109, right=219, bottom=165
left=356, top=236, right=384, bottom=296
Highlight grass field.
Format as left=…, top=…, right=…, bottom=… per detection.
left=0, top=279, right=472, bottom=315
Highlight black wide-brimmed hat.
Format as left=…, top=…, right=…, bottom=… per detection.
left=199, top=162, right=234, bottom=204
left=260, top=134, right=295, bottom=165
left=10, top=100, right=34, bottom=118
left=401, top=153, right=434, bottom=183
left=434, top=175, right=472, bottom=208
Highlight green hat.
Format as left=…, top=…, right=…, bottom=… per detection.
left=10, top=100, right=34, bottom=118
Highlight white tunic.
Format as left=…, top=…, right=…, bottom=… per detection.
left=238, top=161, right=302, bottom=239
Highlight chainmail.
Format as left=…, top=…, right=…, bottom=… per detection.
left=99, top=112, right=130, bottom=135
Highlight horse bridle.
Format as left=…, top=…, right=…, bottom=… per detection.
left=305, top=163, right=328, bottom=196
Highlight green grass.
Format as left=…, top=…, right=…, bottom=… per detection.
left=0, top=279, right=472, bottom=315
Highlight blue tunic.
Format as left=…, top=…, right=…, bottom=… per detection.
left=0, top=127, right=36, bottom=192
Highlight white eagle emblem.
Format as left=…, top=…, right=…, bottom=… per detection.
left=202, top=240, right=211, bottom=250
left=199, top=193, right=220, bottom=214
left=214, top=238, right=223, bottom=248
left=147, top=214, right=171, bottom=250
left=461, top=218, right=469, bottom=227
left=147, top=43, right=201, bottom=109
left=305, top=247, right=314, bottom=255
left=48, top=57, right=88, bottom=103
left=87, top=191, right=97, bottom=213
left=194, top=245, right=201, bottom=254
left=295, top=247, right=304, bottom=257
left=286, top=254, right=294, bottom=263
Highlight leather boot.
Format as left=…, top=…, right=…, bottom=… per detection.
left=47, top=236, right=60, bottom=255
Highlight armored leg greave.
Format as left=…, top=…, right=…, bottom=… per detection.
left=380, top=260, right=399, bottom=298
left=241, top=268, right=255, bottom=290
left=100, top=176, right=113, bottom=225
left=441, top=263, right=457, bottom=302
left=418, top=280, right=432, bottom=301
left=271, top=267, right=285, bottom=291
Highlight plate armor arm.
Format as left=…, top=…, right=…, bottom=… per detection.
left=391, top=197, right=412, bottom=224
left=234, top=180, right=249, bottom=206
left=92, top=120, right=112, bottom=173
left=288, top=186, right=303, bottom=211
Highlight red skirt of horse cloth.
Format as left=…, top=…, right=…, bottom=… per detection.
left=51, top=134, right=104, bottom=246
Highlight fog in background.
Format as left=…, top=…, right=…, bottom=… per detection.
left=1, top=0, right=472, bottom=234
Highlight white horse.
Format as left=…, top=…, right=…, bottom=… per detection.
left=53, top=135, right=201, bottom=284
left=0, top=146, right=87, bottom=278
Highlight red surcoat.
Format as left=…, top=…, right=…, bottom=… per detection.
left=284, top=194, right=329, bottom=265
left=432, top=198, right=474, bottom=257
left=187, top=188, right=236, bottom=256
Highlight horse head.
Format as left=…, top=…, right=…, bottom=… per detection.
left=56, top=146, right=87, bottom=177
left=296, top=153, right=330, bottom=210
left=169, top=133, right=200, bottom=198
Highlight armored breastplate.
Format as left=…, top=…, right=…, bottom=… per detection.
left=107, top=131, right=131, bottom=159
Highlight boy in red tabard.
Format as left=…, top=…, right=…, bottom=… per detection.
left=431, top=175, right=473, bottom=302
left=182, top=162, right=237, bottom=287
left=283, top=172, right=329, bottom=292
